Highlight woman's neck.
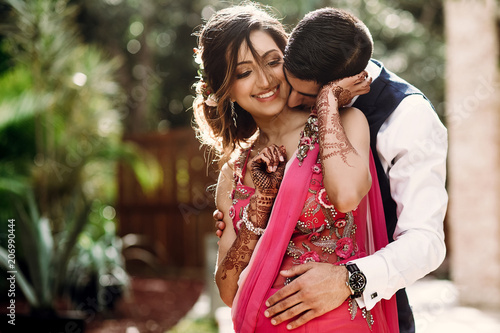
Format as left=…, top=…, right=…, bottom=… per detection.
left=253, top=107, right=310, bottom=149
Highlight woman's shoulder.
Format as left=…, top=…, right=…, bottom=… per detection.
left=220, top=161, right=234, bottom=179
left=339, top=106, right=368, bottom=126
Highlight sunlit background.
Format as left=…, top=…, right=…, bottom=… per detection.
left=0, top=0, right=499, bottom=332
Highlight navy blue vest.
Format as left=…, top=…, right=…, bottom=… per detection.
left=352, top=59, right=432, bottom=333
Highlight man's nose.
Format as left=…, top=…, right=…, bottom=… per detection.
left=287, top=90, right=303, bottom=108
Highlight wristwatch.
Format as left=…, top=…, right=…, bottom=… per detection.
left=346, top=263, right=366, bottom=299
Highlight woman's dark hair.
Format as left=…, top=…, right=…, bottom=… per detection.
left=284, top=8, right=373, bottom=85
left=192, top=3, right=288, bottom=165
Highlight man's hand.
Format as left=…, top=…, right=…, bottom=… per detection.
left=264, top=262, right=351, bottom=330
left=213, top=210, right=225, bottom=238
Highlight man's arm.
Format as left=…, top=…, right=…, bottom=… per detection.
left=265, top=105, right=372, bottom=329
left=265, top=95, right=447, bottom=329
left=353, top=95, right=448, bottom=309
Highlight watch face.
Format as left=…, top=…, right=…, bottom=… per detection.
left=350, top=271, right=366, bottom=292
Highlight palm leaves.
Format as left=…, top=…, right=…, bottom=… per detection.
left=0, top=0, right=161, bottom=312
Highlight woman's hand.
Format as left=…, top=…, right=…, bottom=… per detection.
left=248, top=145, right=287, bottom=229
left=249, top=145, right=287, bottom=197
left=319, top=70, right=372, bottom=107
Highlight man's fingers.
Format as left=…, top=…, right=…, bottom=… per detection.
left=279, top=262, right=312, bottom=277
left=266, top=281, right=299, bottom=307
left=286, top=309, right=318, bottom=330
left=268, top=301, right=308, bottom=326
left=214, top=220, right=225, bottom=231
left=213, top=209, right=223, bottom=221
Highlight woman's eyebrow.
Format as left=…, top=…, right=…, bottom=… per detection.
left=236, top=49, right=279, bottom=66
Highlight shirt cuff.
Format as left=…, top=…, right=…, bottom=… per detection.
left=350, top=255, right=389, bottom=310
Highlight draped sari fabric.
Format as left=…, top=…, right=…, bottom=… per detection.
left=232, top=148, right=317, bottom=332
left=232, top=144, right=399, bottom=332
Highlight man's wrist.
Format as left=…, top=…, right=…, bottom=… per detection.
left=345, top=262, right=367, bottom=299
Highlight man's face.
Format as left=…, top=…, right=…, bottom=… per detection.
left=283, top=68, right=321, bottom=110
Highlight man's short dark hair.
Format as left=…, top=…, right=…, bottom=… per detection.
left=284, top=8, right=373, bottom=85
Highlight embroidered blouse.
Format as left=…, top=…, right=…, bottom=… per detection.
left=229, top=114, right=361, bottom=289
left=229, top=149, right=255, bottom=233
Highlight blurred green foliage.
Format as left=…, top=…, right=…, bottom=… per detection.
left=0, top=0, right=160, bottom=313
left=74, top=0, right=444, bottom=134
left=167, top=316, right=218, bottom=333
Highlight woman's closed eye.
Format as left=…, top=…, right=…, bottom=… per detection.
left=267, top=58, right=282, bottom=67
left=236, top=70, right=251, bottom=79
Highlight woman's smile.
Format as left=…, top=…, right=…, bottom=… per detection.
left=230, top=30, right=289, bottom=118
left=254, top=85, right=280, bottom=101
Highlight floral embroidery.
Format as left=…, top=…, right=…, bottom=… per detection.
left=299, top=251, right=321, bottom=264
left=311, top=236, right=337, bottom=254
left=297, top=217, right=321, bottom=232
left=300, top=136, right=312, bottom=146
left=334, top=219, right=346, bottom=228
left=317, top=188, right=334, bottom=209
left=286, top=241, right=325, bottom=264
left=312, top=164, right=321, bottom=174
left=296, top=114, right=319, bottom=165
left=335, top=237, right=354, bottom=259
left=300, top=194, right=322, bottom=219
left=233, top=187, right=251, bottom=201
left=229, top=205, right=236, bottom=219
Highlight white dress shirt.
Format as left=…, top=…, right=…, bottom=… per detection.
left=350, top=61, right=448, bottom=310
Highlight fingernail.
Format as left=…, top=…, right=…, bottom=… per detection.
left=265, top=301, right=270, bottom=307
left=287, top=324, right=292, bottom=330
left=264, top=310, right=270, bottom=317
left=271, top=319, right=277, bottom=325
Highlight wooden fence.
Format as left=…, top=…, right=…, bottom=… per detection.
left=117, top=127, right=218, bottom=275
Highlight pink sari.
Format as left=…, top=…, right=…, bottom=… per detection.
left=232, top=144, right=399, bottom=333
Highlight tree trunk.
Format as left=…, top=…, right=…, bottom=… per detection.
left=445, top=0, right=500, bottom=308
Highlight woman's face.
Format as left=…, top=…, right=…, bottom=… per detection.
left=229, top=30, right=289, bottom=120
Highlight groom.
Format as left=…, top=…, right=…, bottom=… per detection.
left=215, top=8, right=447, bottom=333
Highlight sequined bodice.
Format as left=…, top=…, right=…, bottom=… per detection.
left=229, top=113, right=360, bottom=288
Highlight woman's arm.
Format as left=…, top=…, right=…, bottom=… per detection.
left=215, top=163, right=261, bottom=307
left=215, top=146, right=286, bottom=307
left=316, top=80, right=372, bottom=213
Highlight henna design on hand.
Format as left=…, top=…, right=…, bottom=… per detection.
left=250, top=145, right=287, bottom=197
left=321, top=81, right=353, bottom=107
left=248, top=145, right=287, bottom=228
left=316, top=85, right=357, bottom=165
left=247, top=194, right=274, bottom=229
